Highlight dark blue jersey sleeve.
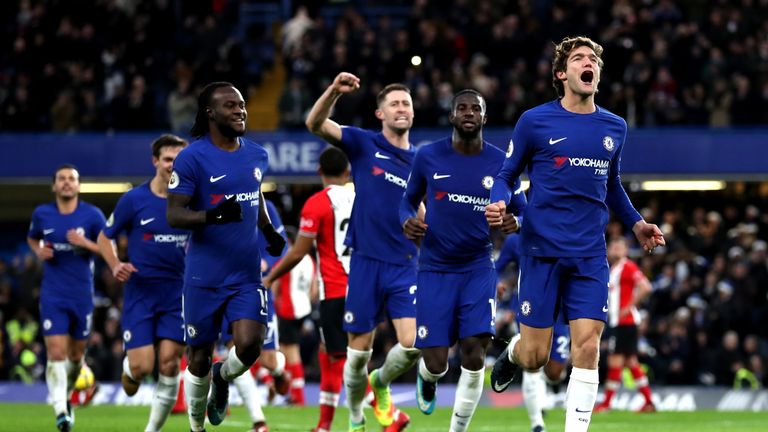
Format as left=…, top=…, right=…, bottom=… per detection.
left=491, top=113, right=534, bottom=204
left=399, top=148, right=426, bottom=226
left=605, top=128, right=642, bottom=227
left=103, top=192, right=135, bottom=239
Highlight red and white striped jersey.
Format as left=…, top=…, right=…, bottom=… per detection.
left=298, top=185, right=354, bottom=300
left=274, top=254, right=315, bottom=320
left=608, top=257, right=646, bottom=327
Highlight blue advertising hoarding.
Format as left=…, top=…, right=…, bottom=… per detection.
left=0, top=128, right=765, bottom=181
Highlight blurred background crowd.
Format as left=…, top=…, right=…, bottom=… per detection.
left=0, top=0, right=766, bottom=391
left=1, top=0, right=767, bottom=132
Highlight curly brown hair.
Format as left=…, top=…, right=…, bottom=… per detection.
left=552, top=36, right=604, bottom=97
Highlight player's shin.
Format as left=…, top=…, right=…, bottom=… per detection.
left=343, top=347, right=372, bottom=423
left=233, top=372, right=265, bottom=423
left=64, top=358, right=84, bottom=394
left=450, top=367, right=484, bottom=432
left=184, top=368, right=210, bottom=432
left=523, top=369, right=546, bottom=429
left=564, top=367, right=599, bottom=432
left=47, top=360, right=69, bottom=416
left=145, top=373, right=179, bottom=432
left=378, top=343, right=421, bottom=384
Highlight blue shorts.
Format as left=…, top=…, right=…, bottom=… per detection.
left=40, top=297, right=93, bottom=340
left=414, top=268, right=496, bottom=349
left=343, top=254, right=417, bottom=334
left=220, top=289, right=278, bottom=350
left=183, top=283, right=268, bottom=347
left=122, top=280, right=184, bottom=350
left=517, top=255, right=609, bottom=328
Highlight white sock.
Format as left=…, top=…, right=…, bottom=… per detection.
left=65, top=358, right=83, bottom=394
left=523, top=369, right=546, bottom=428
left=234, top=371, right=265, bottom=423
left=343, top=347, right=371, bottom=423
left=184, top=368, right=210, bottom=432
left=418, top=358, right=448, bottom=383
left=507, top=334, right=521, bottom=363
left=378, top=344, right=421, bottom=385
left=449, top=366, right=484, bottom=432
left=123, top=356, right=136, bottom=380
left=221, top=346, right=249, bottom=381
left=46, top=360, right=68, bottom=416
left=565, top=367, right=599, bottom=432
left=145, top=373, right=179, bottom=432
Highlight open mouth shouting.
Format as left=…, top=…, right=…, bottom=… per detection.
left=580, top=70, right=594, bottom=85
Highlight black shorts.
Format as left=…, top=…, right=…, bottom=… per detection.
left=278, top=316, right=305, bottom=345
left=608, top=325, right=638, bottom=355
left=320, top=298, right=347, bottom=355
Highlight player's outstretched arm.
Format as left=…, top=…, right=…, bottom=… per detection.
left=97, top=231, right=137, bottom=282
left=305, top=72, right=360, bottom=145
left=263, top=234, right=314, bottom=288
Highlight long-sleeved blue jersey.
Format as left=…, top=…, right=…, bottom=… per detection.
left=400, top=138, right=526, bottom=271
left=491, top=100, right=641, bottom=257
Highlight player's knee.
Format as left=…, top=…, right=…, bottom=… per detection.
left=236, top=342, right=262, bottom=366
left=158, top=357, right=181, bottom=376
left=517, top=345, right=550, bottom=370
left=571, top=339, right=600, bottom=366
left=423, top=356, right=448, bottom=375
left=544, top=363, right=566, bottom=383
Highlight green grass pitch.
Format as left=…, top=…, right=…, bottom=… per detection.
left=0, top=404, right=764, bottom=431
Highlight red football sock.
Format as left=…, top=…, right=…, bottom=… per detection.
left=316, top=350, right=346, bottom=429
left=287, top=362, right=305, bottom=405
left=603, top=366, right=623, bottom=405
left=630, top=365, right=653, bottom=403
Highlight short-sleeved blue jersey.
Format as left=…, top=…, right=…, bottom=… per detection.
left=103, top=182, right=188, bottom=284
left=28, top=201, right=106, bottom=299
left=491, top=100, right=641, bottom=257
left=400, top=138, right=526, bottom=272
left=169, top=135, right=268, bottom=287
left=339, top=127, right=417, bottom=265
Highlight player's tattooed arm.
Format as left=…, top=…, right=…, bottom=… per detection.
left=167, top=192, right=206, bottom=228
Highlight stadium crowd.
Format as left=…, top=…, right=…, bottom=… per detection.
left=1, top=0, right=767, bottom=132
left=0, top=0, right=766, bottom=394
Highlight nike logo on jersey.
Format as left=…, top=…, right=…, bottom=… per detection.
left=374, top=151, right=391, bottom=159
left=575, top=408, right=592, bottom=413
left=602, top=305, right=609, bottom=312
left=140, top=218, right=155, bottom=226
left=210, top=174, right=227, bottom=182
left=433, top=173, right=451, bottom=180
left=549, top=137, right=567, bottom=145
left=43, top=229, right=55, bottom=235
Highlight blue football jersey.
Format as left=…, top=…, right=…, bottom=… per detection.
left=339, top=127, right=417, bottom=265
left=28, top=201, right=106, bottom=299
left=400, top=138, right=525, bottom=271
left=103, top=182, right=188, bottom=283
left=169, top=136, right=268, bottom=287
left=491, top=100, right=641, bottom=257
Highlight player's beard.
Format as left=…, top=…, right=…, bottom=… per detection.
left=218, top=122, right=246, bottom=139
left=455, top=125, right=481, bottom=140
